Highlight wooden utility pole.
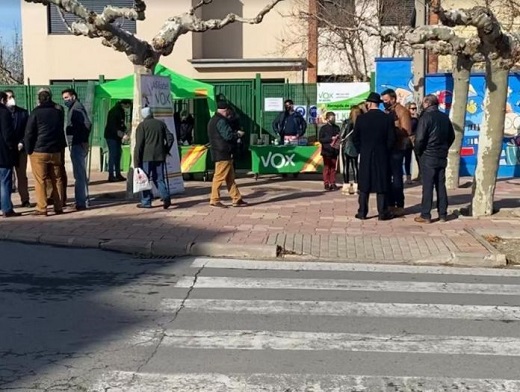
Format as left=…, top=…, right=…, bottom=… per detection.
left=307, top=0, right=318, bottom=83
left=413, top=0, right=426, bottom=105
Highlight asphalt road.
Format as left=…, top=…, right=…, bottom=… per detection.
left=2, top=242, right=520, bottom=391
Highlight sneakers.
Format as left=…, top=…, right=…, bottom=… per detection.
left=414, top=216, right=432, bottom=224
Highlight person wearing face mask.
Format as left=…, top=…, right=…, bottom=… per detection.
left=272, top=99, right=307, bottom=144
left=319, top=112, right=340, bottom=191
left=381, top=89, right=412, bottom=217
left=4, top=90, right=31, bottom=208
left=0, top=91, right=21, bottom=218
left=62, top=88, right=91, bottom=211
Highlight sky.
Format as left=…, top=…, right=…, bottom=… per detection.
left=0, top=0, right=21, bottom=43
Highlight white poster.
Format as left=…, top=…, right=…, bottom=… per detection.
left=264, top=97, right=284, bottom=112
left=141, top=74, right=184, bottom=195
left=317, top=83, right=370, bottom=123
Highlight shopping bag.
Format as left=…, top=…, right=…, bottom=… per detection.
left=133, top=168, right=152, bottom=193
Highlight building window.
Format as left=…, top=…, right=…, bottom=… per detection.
left=48, top=0, right=137, bottom=35
left=379, top=0, right=415, bottom=26
left=318, top=0, right=355, bottom=28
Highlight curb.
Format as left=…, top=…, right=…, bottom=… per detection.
left=0, top=233, right=278, bottom=260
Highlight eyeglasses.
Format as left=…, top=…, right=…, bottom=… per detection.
left=410, top=107, right=417, bottom=111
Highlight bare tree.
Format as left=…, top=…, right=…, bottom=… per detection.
left=0, top=31, right=23, bottom=84
left=25, top=0, right=283, bottom=193
left=283, top=0, right=413, bottom=81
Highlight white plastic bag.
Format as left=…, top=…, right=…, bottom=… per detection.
left=133, top=168, right=152, bottom=193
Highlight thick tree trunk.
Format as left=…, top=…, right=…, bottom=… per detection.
left=471, top=63, right=508, bottom=217
left=446, top=55, right=472, bottom=190
left=126, top=63, right=155, bottom=199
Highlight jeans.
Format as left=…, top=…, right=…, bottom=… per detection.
left=71, top=144, right=89, bottom=208
left=420, top=156, right=449, bottom=220
left=388, top=150, right=405, bottom=208
left=141, top=161, right=170, bottom=206
left=322, top=157, right=337, bottom=185
left=106, top=138, right=122, bottom=178
left=0, top=167, right=13, bottom=214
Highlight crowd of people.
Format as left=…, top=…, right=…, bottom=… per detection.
left=317, top=89, right=455, bottom=223
left=0, top=88, right=91, bottom=218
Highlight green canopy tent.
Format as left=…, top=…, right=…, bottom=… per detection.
left=95, top=64, right=217, bottom=112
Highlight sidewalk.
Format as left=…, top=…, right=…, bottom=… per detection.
left=1, top=172, right=519, bottom=266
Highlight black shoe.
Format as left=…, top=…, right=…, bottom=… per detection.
left=136, top=203, right=152, bottom=209
left=108, top=177, right=117, bottom=183
left=330, top=184, right=339, bottom=191
left=324, top=184, right=330, bottom=190
left=20, top=201, right=31, bottom=208
left=355, top=213, right=366, bottom=220
left=439, top=215, right=448, bottom=223
left=75, top=205, right=88, bottom=211
left=4, top=210, right=21, bottom=218
left=378, top=213, right=394, bottom=221
left=116, top=175, right=126, bottom=182
left=163, top=199, right=171, bottom=210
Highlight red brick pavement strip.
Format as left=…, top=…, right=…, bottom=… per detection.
left=1, top=173, right=519, bottom=264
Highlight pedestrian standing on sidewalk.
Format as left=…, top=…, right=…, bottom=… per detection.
left=104, top=99, right=131, bottom=182
left=404, top=102, right=419, bottom=184
left=0, top=91, right=20, bottom=218
left=352, top=92, right=395, bottom=221
left=24, top=89, right=66, bottom=216
left=208, top=101, right=247, bottom=208
left=319, top=111, right=340, bottom=191
left=341, top=105, right=362, bottom=195
left=381, top=89, right=412, bottom=217
left=414, top=94, right=455, bottom=224
left=62, top=88, right=91, bottom=211
left=133, top=107, right=174, bottom=210
left=5, top=89, right=31, bottom=208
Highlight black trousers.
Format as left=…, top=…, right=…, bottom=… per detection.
left=358, top=191, right=387, bottom=218
left=420, top=156, right=448, bottom=219
left=343, top=156, right=358, bottom=183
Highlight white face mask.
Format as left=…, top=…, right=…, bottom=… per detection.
left=6, top=98, right=15, bottom=107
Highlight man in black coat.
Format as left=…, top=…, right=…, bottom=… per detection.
left=353, top=92, right=396, bottom=220
left=104, top=99, right=131, bottom=182
left=134, top=107, right=175, bottom=210
left=25, top=90, right=67, bottom=216
left=5, top=89, right=31, bottom=207
left=414, top=94, right=455, bottom=223
left=0, top=91, right=20, bottom=217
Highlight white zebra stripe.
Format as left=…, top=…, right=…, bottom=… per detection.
left=175, top=276, right=520, bottom=296
left=131, top=329, right=520, bottom=356
left=191, top=257, right=520, bottom=276
left=161, top=298, right=520, bottom=321
left=90, top=371, right=520, bottom=392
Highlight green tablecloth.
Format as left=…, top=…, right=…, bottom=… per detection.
left=179, top=145, right=209, bottom=173
left=250, top=145, right=323, bottom=174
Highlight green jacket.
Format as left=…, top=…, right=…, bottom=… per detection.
left=134, top=117, right=175, bottom=167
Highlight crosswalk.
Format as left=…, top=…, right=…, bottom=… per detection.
left=90, top=258, right=520, bottom=391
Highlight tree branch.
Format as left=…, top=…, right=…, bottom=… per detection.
left=152, top=0, right=284, bottom=56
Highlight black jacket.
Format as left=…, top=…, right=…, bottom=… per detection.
left=414, top=105, right=455, bottom=159
left=353, top=109, right=395, bottom=193
left=134, top=117, right=174, bottom=167
left=0, top=103, right=16, bottom=168
left=104, top=103, right=127, bottom=141
left=272, top=111, right=307, bottom=137
left=10, top=106, right=29, bottom=146
left=66, top=100, right=91, bottom=145
left=24, top=101, right=67, bottom=155
left=208, top=113, right=237, bottom=162
left=319, top=123, right=340, bottom=158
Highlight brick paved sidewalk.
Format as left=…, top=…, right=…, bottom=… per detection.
left=1, top=172, right=519, bottom=263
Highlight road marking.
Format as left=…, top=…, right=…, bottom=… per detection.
left=174, top=276, right=520, bottom=296
left=191, top=257, right=520, bottom=276
left=162, top=298, right=520, bottom=321
left=91, top=371, right=520, bottom=391
left=131, top=329, right=520, bottom=356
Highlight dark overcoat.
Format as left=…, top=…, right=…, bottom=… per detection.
left=352, top=109, right=395, bottom=193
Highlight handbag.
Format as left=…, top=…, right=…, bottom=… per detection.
left=133, top=168, right=152, bottom=193
left=331, top=134, right=341, bottom=150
